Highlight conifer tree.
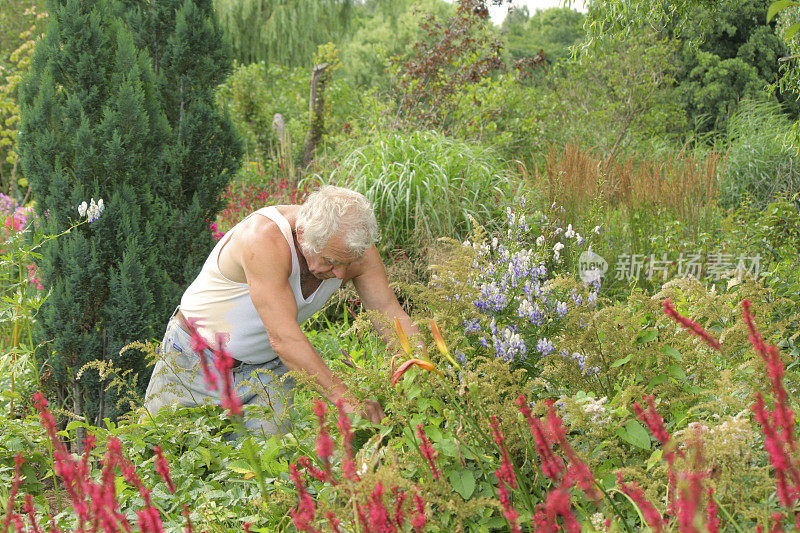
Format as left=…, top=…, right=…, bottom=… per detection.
left=18, top=0, right=241, bottom=422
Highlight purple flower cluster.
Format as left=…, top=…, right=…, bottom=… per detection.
left=558, top=349, right=600, bottom=376
left=449, top=204, right=600, bottom=369
left=489, top=319, right=527, bottom=363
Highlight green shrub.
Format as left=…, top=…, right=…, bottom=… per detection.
left=324, top=130, right=514, bottom=254
left=719, top=99, right=800, bottom=209
left=217, top=60, right=367, bottom=175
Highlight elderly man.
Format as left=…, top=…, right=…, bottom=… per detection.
left=144, top=185, right=419, bottom=434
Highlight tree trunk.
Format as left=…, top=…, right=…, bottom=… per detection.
left=272, top=112, right=292, bottom=171
left=302, top=63, right=330, bottom=168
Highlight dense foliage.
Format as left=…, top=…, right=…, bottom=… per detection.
left=1, top=0, right=800, bottom=531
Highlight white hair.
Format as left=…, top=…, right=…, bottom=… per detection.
left=296, top=185, right=378, bottom=256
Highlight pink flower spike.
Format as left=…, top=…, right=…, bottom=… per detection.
left=22, top=494, right=43, bottom=533
left=515, top=394, right=564, bottom=482
left=335, top=400, right=359, bottom=482
left=706, top=487, right=720, bottom=533
left=490, top=415, right=517, bottom=489
left=411, top=488, right=426, bottom=533
left=617, top=473, right=665, bottom=532
left=312, top=400, right=334, bottom=481
left=366, top=482, right=393, bottom=531
left=183, top=318, right=218, bottom=391
left=2, top=453, right=25, bottom=533
left=289, top=463, right=319, bottom=533
left=496, top=468, right=521, bottom=533
left=153, top=445, right=176, bottom=494
left=326, top=512, right=341, bottom=533
left=416, top=424, right=442, bottom=480
left=662, top=298, right=721, bottom=351
left=213, top=336, right=243, bottom=416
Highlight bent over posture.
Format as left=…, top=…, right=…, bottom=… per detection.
left=144, top=185, right=419, bottom=434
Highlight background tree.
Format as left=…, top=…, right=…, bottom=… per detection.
left=547, top=33, right=685, bottom=159
left=674, top=0, right=795, bottom=132
left=18, top=0, right=241, bottom=424
left=212, top=0, right=354, bottom=67
left=391, top=0, right=506, bottom=130
left=501, top=6, right=585, bottom=63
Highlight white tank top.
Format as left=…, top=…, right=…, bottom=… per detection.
left=179, top=206, right=342, bottom=364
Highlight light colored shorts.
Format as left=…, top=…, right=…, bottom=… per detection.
left=143, top=315, right=295, bottom=437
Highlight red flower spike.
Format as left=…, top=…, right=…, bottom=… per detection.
left=183, top=504, right=194, bottom=533
left=633, top=395, right=683, bottom=514
left=411, top=489, right=426, bottom=533
left=312, top=400, right=334, bottom=481
left=289, top=462, right=319, bottom=533
left=744, top=300, right=800, bottom=519
left=771, top=513, right=785, bottom=533
left=490, top=416, right=517, bottom=489
left=662, top=298, right=721, bottom=351
left=213, top=336, right=243, bottom=416
left=415, top=424, right=442, bottom=480
left=2, top=454, right=24, bottom=533
left=543, top=487, right=580, bottom=533
left=296, top=456, right=328, bottom=484
left=391, top=487, right=407, bottom=526
left=22, top=494, right=43, bottom=533
left=496, top=468, right=521, bottom=533
left=616, top=474, right=665, bottom=532
left=706, top=487, right=720, bottom=533
left=515, top=395, right=564, bottom=482
left=326, top=512, right=342, bottom=533
left=676, top=470, right=704, bottom=533
left=544, top=402, right=601, bottom=502
left=366, top=482, right=395, bottom=532
left=183, top=318, right=218, bottom=391
left=335, top=400, right=359, bottom=481
left=153, top=445, right=176, bottom=494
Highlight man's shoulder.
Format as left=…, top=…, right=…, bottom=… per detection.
left=236, top=211, right=293, bottom=268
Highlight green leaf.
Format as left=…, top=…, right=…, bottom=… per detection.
left=647, top=374, right=668, bottom=388
left=768, top=0, right=799, bottom=22
left=619, top=420, right=651, bottom=450
left=65, top=420, right=86, bottom=431
left=196, top=446, right=212, bottom=469
left=663, top=345, right=682, bottom=361
left=636, top=329, right=658, bottom=344
left=610, top=354, right=632, bottom=368
left=448, top=469, right=476, bottom=499
left=786, top=19, right=800, bottom=40
left=667, top=364, right=687, bottom=381
left=645, top=449, right=663, bottom=471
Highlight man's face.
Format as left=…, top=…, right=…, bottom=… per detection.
left=301, top=233, right=360, bottom=280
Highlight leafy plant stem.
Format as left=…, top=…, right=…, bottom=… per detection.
left=712, top=494, right=748, bottom=533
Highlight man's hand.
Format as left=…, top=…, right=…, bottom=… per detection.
left=340, top=398, right=385, bottom=424
left=363, top=399, right=385, bottom=424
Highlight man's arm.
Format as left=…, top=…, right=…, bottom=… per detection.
left=240, top=222, right=348, bottom=405
left=351, top=246, right=425, bottom=354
